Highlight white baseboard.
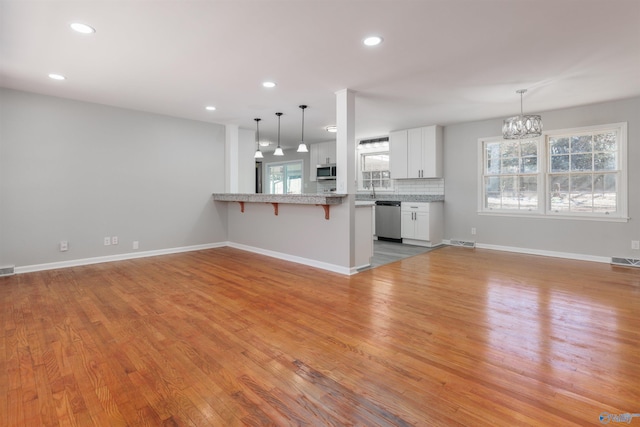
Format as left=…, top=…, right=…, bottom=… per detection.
left=14, top=242, right=369, bottom=277
left=227, top=242, right=354, bottom=275
left=15, top=242, right=227, bottom=274
left=473, top=242, right=610, bottom=264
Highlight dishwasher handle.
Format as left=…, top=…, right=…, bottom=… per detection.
left=375, top=200, right=401, bottom=207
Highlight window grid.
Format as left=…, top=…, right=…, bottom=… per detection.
left=361, top=152, right=391, bottom=190
left=547, top=130, right=619, bottom=215
left=478, top=123, right=627, bottom=221
left=483, top=139, right=541, bottom=212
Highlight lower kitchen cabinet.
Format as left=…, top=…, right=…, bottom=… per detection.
left=401, top=202, right=443, bottom=247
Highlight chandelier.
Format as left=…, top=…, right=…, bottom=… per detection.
left=502, top=89, right=542, bottom=139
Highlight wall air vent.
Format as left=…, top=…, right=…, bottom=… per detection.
left=449, top=240, right=476, bottom=248
left=0, top=265, right=16, bottom=277
left=611, top=257, right=640, bottom=268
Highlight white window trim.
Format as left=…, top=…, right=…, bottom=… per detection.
left=477, top=122, right=628, bottom=222
left=264, top=159, right=304, bottom=195
left=357, top=145, right=394, bottom=192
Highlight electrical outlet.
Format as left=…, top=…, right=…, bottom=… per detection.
left=111, top=236, right=119, bottom=245
left=133, top=241, right=139, bottom=250
left=632, top=240, right=640, bottom=250
left=104, top=237, right=111, bottom=246
left=59, top=240, right=68, bottom=252
left=471, top=227, right=477, bottom=235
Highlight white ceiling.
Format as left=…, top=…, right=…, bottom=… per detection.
left=1, top=0, right=639, bottom=151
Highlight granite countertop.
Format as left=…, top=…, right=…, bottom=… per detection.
left=212, top=193, right=348, bottom=205
left=355, top=193, right=444, bottom=203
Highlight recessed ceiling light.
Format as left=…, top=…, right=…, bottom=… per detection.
left=363, top=36, right=383, bottom=46
left=325, top=125, right=337, bottom=133
left=70, top=23, right=95, bottom=34
left=262, top=81, right=276, bottom=88
left=259, top=141, right=271, bottom=147
left=48, top=73, right=66, bottom=80
left=205, top=106, right=216, bottom=111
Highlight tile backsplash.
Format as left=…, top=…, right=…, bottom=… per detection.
left=318, top=178, right=445, bottom=195
left=393, top=178, right=444, bottom=195
left=316, top=180, right=337, bottom=193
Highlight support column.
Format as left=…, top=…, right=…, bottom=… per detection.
left=335, top=89, right=356, bottom=267
left=335, top=89, right=356, bottom=195
left=225, top=124, right=239, bottom=193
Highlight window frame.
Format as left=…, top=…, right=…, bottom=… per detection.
left=264, top=159, right=304, bottom=195
left=477, top=122, right=628, bottom=222
left=357, top=143, right=394, bottom=192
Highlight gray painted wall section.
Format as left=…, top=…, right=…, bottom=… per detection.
left=238, top=128, right=255, bottom=193
left=0, top=88, right=228, bottom=268
left=225, top=199, right=352, bottom=271
left=443, top=96, right=640, bottom=260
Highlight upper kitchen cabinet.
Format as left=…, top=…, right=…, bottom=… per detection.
left=390, top=125, right=443, bottom=179
left=309, top=141, right=336, bottom=182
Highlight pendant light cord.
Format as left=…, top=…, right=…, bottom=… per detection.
left=255, top=118, right=261, bottom=148
left=517, top=89, right=527, bottom=117
left=300, top=105, right=307, bottom=142
left=276, top=112, right=282, bottom=147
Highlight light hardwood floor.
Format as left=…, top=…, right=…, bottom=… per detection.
left=1, top=246, right=638, bottom=426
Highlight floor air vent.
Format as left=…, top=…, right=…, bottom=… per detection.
left=611, top=257, right=640, bottom=268
left=0, top=265, right=16, bottom=277
left=449, top=240, right=476, bottom=248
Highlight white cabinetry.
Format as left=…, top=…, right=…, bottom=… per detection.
left=309, top=141, right=337, bottom=182
left=390, top=125, right=443, bottom=179
left=389, top=130, right=408, bottom=179
left=400, top=202, right=443, bottom=247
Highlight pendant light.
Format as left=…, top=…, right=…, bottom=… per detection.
left=253, top=118, right=264, bottom=159
left=296, top=105, right=309, bottom=153
left=502, top=89, right=543, bottom=139
left=273, top=112, right=284, bottom=156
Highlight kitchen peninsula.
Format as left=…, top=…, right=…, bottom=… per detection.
left=212, top=193, right=347, bottom=219
left=212, top=193, right=372, bottom=274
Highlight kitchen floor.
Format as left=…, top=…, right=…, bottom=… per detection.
left=363, top=240, right=441, bottom=270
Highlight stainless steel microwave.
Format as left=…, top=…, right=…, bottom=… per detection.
left=316, top=164, right=337, bottom=180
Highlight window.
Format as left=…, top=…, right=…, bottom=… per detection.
left=478, top=122, right=627, bottom=221
left=548, top=129, right=619, bottom=215
left=266, top=160, right=303, bottom=194
left=482, top=138, right=541, bottom=212
left=361, top=152, right=391, bottom=191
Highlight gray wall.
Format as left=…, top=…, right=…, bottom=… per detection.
left=0, top=88, right=228, bottom=268
left=226, top=199, right=353, bottom=272
left=238, top=128, right=256, bottom=193
left=443, top=96, right=640, bottom=260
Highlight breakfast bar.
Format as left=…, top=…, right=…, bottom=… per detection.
left=212, top=193, right=348, bottom=219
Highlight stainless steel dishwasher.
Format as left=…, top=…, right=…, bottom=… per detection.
left=375, top=200, right=402, bottom=242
